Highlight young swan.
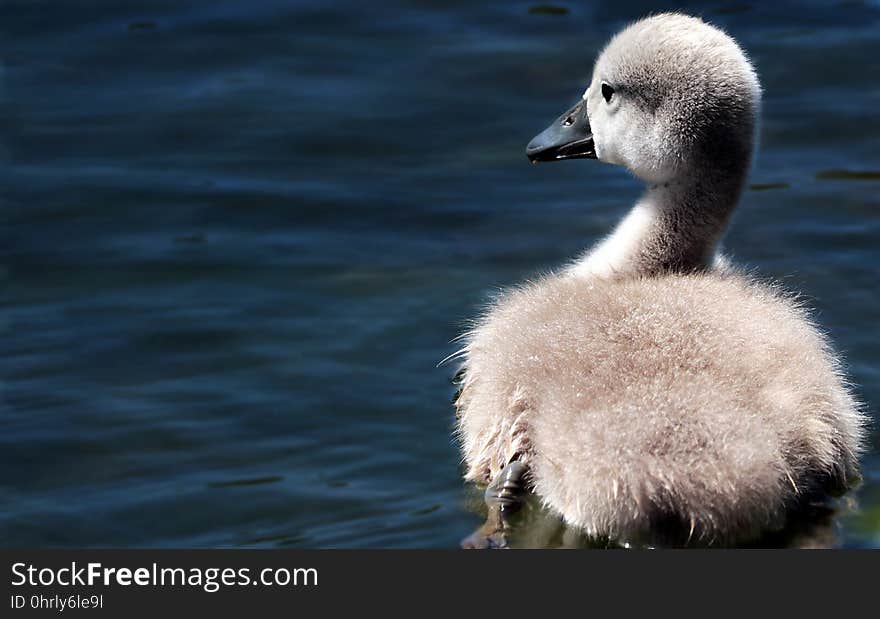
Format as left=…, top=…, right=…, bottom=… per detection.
left=455, top=13, right=865, bottom=547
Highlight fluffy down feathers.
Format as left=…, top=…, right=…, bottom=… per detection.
left=455, top=271, right=864, bottom=544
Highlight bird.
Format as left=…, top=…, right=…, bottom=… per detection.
left=453, top=13, right=866, bottom=547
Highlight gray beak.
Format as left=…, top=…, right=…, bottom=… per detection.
left=526, top=99, right=596, bottom=162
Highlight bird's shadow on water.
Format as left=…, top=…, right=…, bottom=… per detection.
left=461, top=489, right=856, bottom=549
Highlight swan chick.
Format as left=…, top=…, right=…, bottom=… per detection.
left=455, top=13, right=865, bottom=547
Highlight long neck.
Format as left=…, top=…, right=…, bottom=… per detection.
left=568, top=164, right=748, bottom=279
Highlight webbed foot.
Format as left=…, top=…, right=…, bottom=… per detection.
left=485, top=460, right=529, bottom=517
left=461, top=461, right=530, bottom=549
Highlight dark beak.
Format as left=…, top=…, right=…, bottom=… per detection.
left=526, top=99, right=596, bottom=162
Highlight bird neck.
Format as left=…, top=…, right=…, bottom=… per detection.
left=568, top=164, right=748, bottom=279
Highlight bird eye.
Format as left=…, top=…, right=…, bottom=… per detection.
left=601, top=82, right=614, bottom=103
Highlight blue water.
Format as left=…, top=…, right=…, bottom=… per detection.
left=2, top=0, right=879, bottom=548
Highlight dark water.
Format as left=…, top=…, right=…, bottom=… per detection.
left=2, top=0, right=879, bottom=548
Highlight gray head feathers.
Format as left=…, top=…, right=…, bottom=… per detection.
left=587, top=13, right=761, bottom=182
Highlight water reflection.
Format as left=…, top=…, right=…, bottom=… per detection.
left=463, top=492, right=858, bottom=549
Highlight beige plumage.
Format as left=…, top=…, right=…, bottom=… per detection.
left=454, top=13, right=866, bottom=546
